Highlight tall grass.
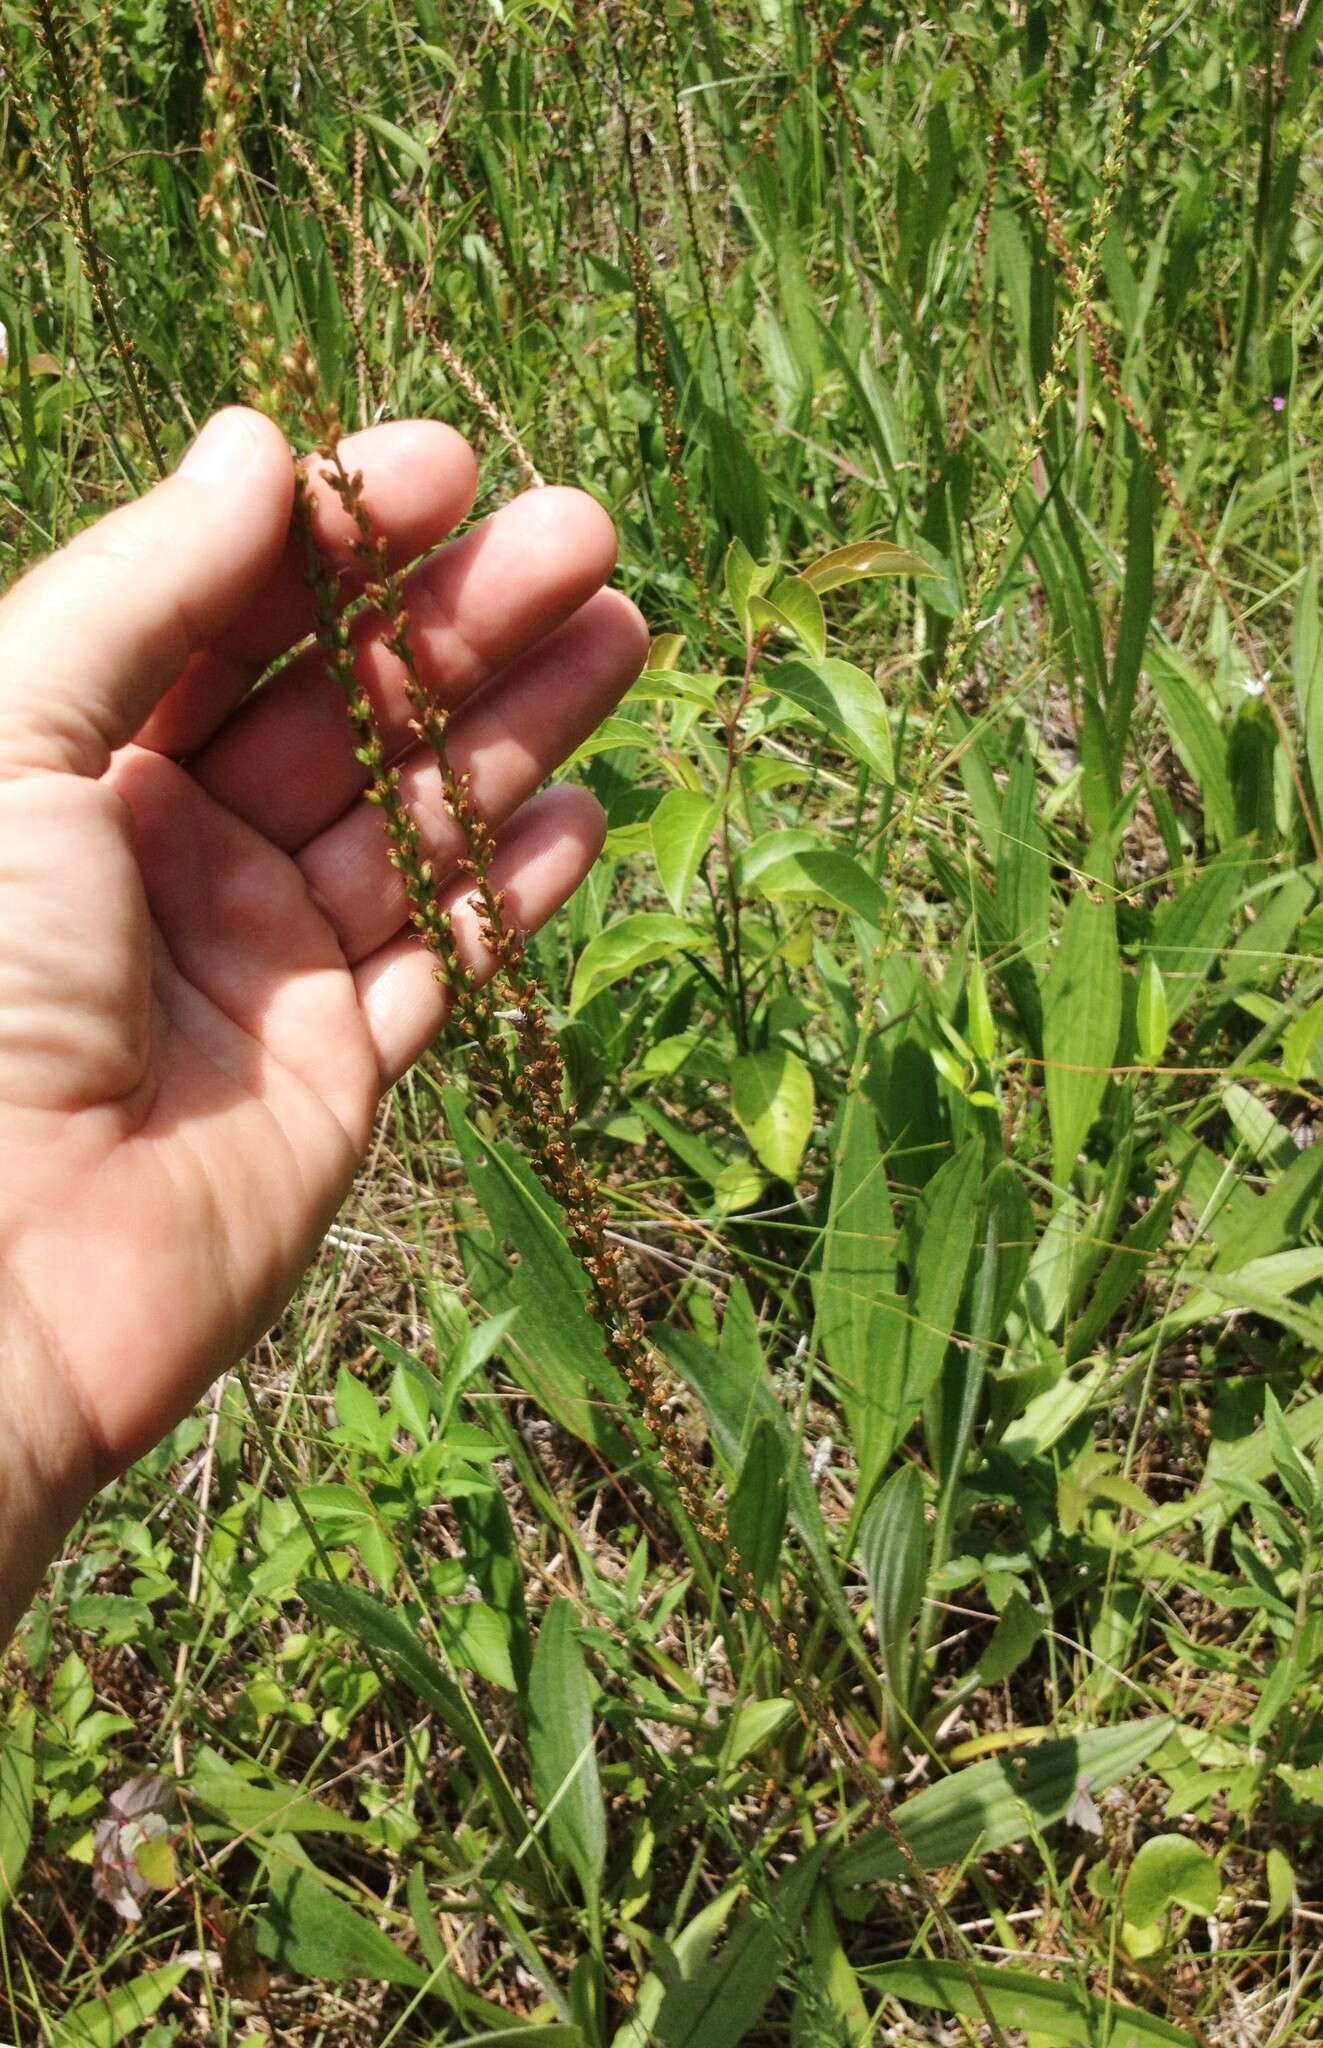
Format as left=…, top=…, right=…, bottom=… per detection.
left=1, top=2, right=1322, bottom=2043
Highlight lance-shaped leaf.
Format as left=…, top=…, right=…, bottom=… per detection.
left=1043, top=894, right=1121, bottom=1188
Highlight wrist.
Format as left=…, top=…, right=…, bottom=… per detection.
left=0, top=1276, right=99, bottom=1646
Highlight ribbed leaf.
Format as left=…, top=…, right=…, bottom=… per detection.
left=1043, top=894, right=1121, bottom=1187
left=831, top=1719, right=1172, bottom=1891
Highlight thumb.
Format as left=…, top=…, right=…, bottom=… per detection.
left=0, top=408, right=294, bottom=779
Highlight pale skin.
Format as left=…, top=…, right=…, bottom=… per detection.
left=0, top=406, right=647, bottom=1643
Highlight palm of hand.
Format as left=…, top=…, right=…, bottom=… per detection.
left=0, top=752, right=378, bottom=1477
left=0, top=410, right=643, bottom=1506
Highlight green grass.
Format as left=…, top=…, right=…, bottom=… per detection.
left=3, top=0, right=1323, bottom=2041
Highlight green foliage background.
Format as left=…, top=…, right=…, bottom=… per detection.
left=2, top=0, right=1323, bottom=2041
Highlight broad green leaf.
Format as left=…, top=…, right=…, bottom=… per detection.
left=707, top=410, right=768, bottom=558
left=749, top=574, right=826, bottom=659
left=730, top=1047, right=814, bottom=1180
left=1122, top=1832, right=1220, bottom=1928
left=1044, top=894, right=1122, bottom=1187
left=734, top=826, right=824, bottom=891
left=529, top=1599, right=605, bottom=1908
left=436, top=1600, right=517, bottom=1691
left=1109, top=440, right=1156, bottom=752
left=997, top=748, right=1052, bottom=974
left=966, top=960, right=995, bottom=1061
left=801, top=537, right=933, bottom=591
left=0, top=1707, right=35, bottom=1912
left=799, top=1884, right=869, bottom=2043
left=857, top=1463, right=928, bottom=1708
left=865, top=1959, right=1196, bottom=2047
left=1283, top=996, right=1323, bottom=1082
left=52, top=1965, right=189, bottom=2048
left=1175, top=1251, right=1323, bottom=1347
left=831, top=1718, right=1172, bottom=1891
left=1265, top=1845, right=1296, bottom=1925
left=650, top=789, right=718, bottom=915
left=728, top=1416, right=789, bottom=1593
left=768, top=657, right=894, bottom=781
left=1221, top=1080, right=1299, bottom=1171
left=571, top=913, right=704, bottom=1014
left=1136, top=954, right=1169, bottom=1063
left=255, top=1856, right=426, bottom=1986
left=755, top=848, right=883, bottom=925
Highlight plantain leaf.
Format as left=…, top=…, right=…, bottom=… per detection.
left=655, top=1842, right=828, bottom=2046
left=529, top=1599, right=605, bottom=1909
left=0, top=1707, right=35, bottom=1914
left=831, top=1718, right=1173, bottom=1891
left=728, top=1417, right=789, bottom=1594
left=1043, top=894, right=1122, bottom=1188
left=866, top=1959, right=1196, bottom=2046
left=255, top=1856, right=426, bottom=1987
left=875, top=1141, right=983, bottom=1463
left=857, top=1463, right=928, bottom=1709
left=52, top=1965, right=190, bottom=2047
left=815, top=1095, right=899, bottom=1494
left=1144, top=852, right=1244, bottom=1026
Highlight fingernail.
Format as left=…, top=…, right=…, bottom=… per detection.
left=177, top=408, right=264, bottom=486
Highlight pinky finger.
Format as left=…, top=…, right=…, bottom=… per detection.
left=354, top=783, right=605, bottom=1088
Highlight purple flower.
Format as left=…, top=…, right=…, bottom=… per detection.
left=1271, top=395, right=1287, bottom=413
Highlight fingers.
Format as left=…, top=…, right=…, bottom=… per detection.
left=298, top=588, right=646, bottom=963
left=136, top=421, right=478, bottom=757
left=356, top=784, right=605, bottom=1088
left=0, top=409, right=293, bottom=779
left=189, top=484, right=620, bottom=849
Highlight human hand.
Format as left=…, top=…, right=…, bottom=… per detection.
left=0, top=408, right=645, bottom=1638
